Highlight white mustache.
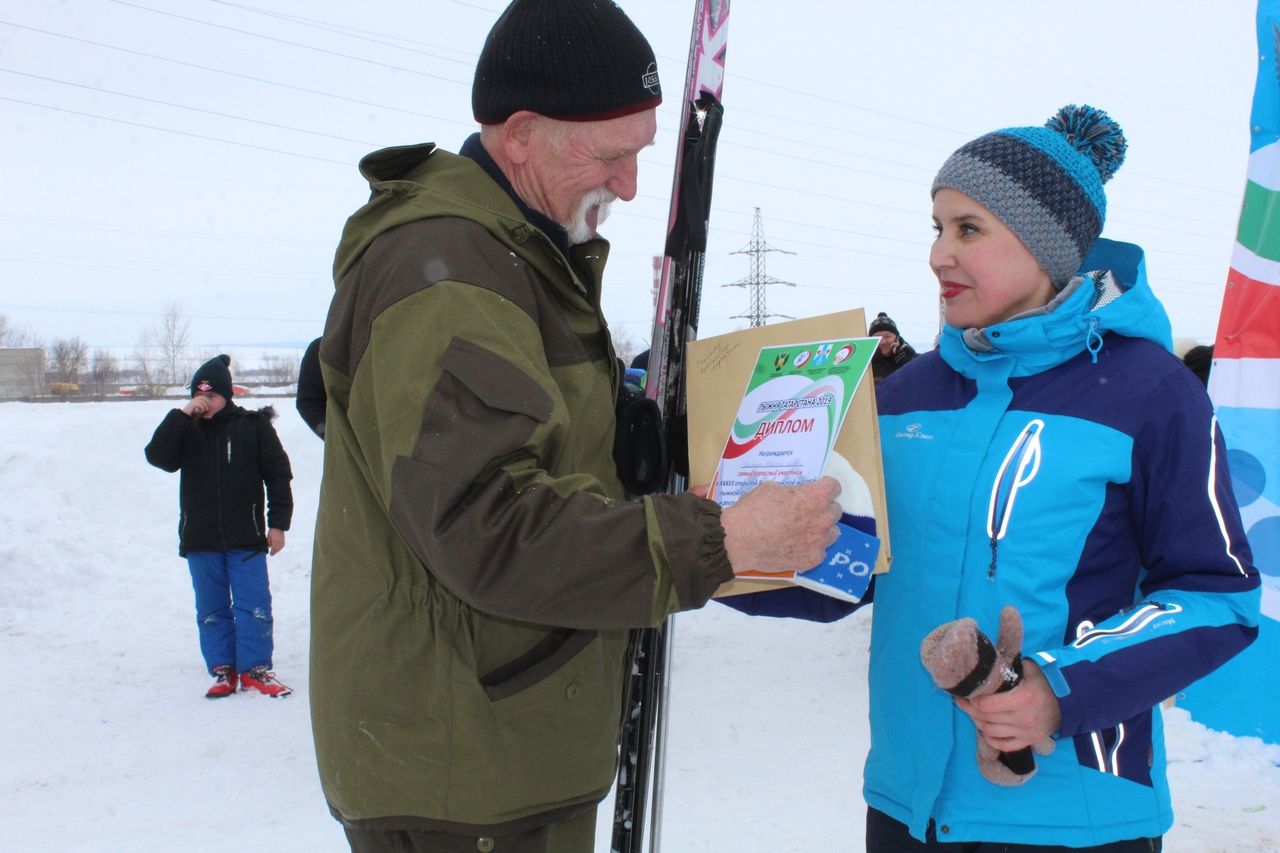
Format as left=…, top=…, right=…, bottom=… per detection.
left=566, top=188, right=617, bottom=245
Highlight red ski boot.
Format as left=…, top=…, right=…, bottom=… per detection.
left=205, top=665, right=238, bottom=699
left=240, top=666, right=292, bottom=698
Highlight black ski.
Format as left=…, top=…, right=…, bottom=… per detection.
left=611, top=3, right=730, bottom=851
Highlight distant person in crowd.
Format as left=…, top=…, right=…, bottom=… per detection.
left=867, top=311, right=918, bottom=383
left=1182, top=343, right=1214, bottom=387
left=296, top=336, right=326, bottom=438
left=726, top=105, right=1259, bottom=851
left=145, top=354, right=295, bottom=699
left=307, top=0, right=841, bottom=850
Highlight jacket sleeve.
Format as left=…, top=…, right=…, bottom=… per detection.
left=144, top=408, right=192, bottom=472
left=257, top=415, right=294, bottom=531
left=359, top=277, right=732, bottom=631
left=296, top=336, right=327, bottom=439
left=1031, top=367, right=1260, bottom=737
left=715, top=582, right=868, bottom=622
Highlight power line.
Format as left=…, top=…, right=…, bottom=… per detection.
left=0, top=302, right=322, bottom=325
left=441, top=0, right=504, bottom=12
left=0, top=95, right=352, bottom=166
left=207, top=0, right=477, bottom=64
left=1, top=18, right=1240, bottom=210
left=0, top=21, right=475, bottom=127
left=0, top=12, right=1245, bottom=287
left=0, top=251, right=327, bottom=281
left=0, top=68, right=379, bottom=147
left=0, top=214, right=331, bottom=249
left=104, top=0, right=470, bottom=86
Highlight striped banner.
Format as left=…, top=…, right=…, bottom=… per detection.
left=1178, top=0, right=1280, bottom=744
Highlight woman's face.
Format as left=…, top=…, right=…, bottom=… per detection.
left=930, top=188, right=1056, bottom=330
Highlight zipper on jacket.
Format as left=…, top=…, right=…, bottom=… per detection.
left=1085, top=317, right=1104, bottom=363
left=984, top=419, right=1045, bottom=579
left=215, top=425, right=227, bottom=552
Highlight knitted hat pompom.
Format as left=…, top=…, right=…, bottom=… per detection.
left=868, top=312, right=900, bottom=337
left=1045, top=104, right=1127, bottom=184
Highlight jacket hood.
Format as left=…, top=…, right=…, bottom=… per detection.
left=333, top=143, right=550, bottom=284
left=940, top=238, right=1173, bottom=379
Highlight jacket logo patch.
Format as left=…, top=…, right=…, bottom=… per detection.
left=895, top=422, right=935, bottom=441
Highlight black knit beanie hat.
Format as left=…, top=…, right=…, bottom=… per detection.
left=191, top=354, right=234, bottom=400
left=932, top=105, right=1127, bottom=288
left=472, top=0, right=662, bottom=124
left=867, top=313, right=899, bottom=337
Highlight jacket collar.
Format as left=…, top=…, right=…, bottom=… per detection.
left=459, top=134, right=571, bottom=257
left=939, top=239, right=1173, bottom=380
left=335, top=142, right=610, bottom=306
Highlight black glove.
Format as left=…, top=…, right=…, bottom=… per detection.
left=613, top=379, right=669, bottom=496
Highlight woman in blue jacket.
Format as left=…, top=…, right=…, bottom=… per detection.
left=873, top=105, right=1262, bottom=850
left=731, top=106, right=1260, bottom=850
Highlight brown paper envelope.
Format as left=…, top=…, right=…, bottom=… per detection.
left=684, top=309, right=892, bottom=598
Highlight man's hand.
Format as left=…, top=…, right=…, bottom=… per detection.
left=267, top=528, right=286, bottom=555
left=956, top=658, right=1062, bottom=752
left=719, top=477, right=842, bottom=575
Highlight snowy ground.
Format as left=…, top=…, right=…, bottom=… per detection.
left=2, top=399, right=1278, bottom=852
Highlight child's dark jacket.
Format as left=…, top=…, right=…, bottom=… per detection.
left=145, top=404, right=294, bottom=556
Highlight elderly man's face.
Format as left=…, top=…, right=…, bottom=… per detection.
left=526, top=109, right=657, bottom=244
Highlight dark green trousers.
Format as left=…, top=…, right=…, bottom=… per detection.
left=343, top=807, right=597, bottom=853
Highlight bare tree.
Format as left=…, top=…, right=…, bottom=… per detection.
left=611, top=328, right=644, bottom=369
left=259, top=352, right=300, bottom=386
left=49, top=337, right=89, bottom=387
left=153, top=302, right=192, bottom=385
left=89, top=349, right=120, bottom=396
left=132, top=333, right=157, bottom=395
left=2, top=317, right=43, bottom=349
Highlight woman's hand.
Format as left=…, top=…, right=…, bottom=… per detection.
left=955, top=658, right=1061, bottom=751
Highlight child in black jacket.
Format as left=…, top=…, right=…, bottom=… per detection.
left=145, top=355, right=295, bottom=699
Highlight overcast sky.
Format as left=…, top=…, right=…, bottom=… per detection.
left=0, top=0, right=1259, bottom=366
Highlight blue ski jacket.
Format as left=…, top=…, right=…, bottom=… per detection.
left=725, top=240, right=1260, bottom=845
left=869, top=241, right=1259, bottom=845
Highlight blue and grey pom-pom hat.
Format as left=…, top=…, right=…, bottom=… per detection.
left=931, top=104, right=1127, bottom=288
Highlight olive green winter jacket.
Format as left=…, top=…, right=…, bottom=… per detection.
left=310, top=142, right=734, bottom=835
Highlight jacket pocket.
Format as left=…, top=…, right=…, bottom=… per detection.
left=479, top=628, right=597, bottom=702
left=411, top=337, right=554, bottom=470
left=1072, top=710, right=1155, bottom=788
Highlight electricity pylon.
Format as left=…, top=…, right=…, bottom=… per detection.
left=723, top=208, right=796, bottom=327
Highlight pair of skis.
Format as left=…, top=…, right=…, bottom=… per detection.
left=610, top=2, right=730, bottom=852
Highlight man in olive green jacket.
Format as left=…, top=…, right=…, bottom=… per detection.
left=311, top=1, right=842, bottom=850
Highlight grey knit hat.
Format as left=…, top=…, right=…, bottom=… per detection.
left=472, top=0, right=662, bottom=124
left=932, top=105, right=1127, bottom=288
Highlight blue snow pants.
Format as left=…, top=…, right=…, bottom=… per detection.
left=186, top=550, right=273, bottom=674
